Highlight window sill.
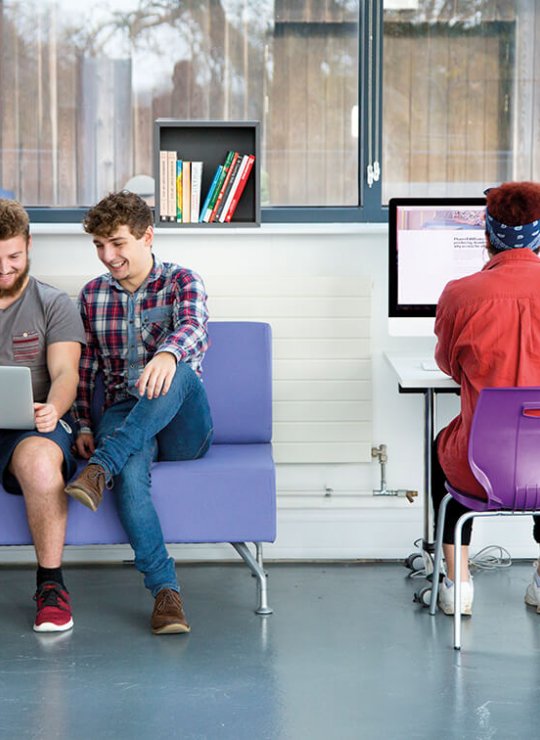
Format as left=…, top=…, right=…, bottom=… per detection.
left=30, top=222, right=388, bottom=236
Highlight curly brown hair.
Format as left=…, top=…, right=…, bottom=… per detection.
left=486, top=181, right=540, bottom=226
left=0, top=199, right=30, bottom=243
left=83, top=191, right=153, bottom=239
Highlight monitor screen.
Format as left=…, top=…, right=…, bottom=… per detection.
left=388, top=198, right=487, bottom=330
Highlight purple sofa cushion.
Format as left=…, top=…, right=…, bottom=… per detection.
left=0, top=445, right=276, bottom=546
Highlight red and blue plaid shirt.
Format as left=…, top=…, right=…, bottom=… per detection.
left=75, top=257, right=208, bottom=432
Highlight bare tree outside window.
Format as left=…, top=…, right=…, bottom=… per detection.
left=0, top=0, right=360, bottom=209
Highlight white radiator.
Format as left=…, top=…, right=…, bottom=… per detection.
left=206, top=275, right=372, bottom=464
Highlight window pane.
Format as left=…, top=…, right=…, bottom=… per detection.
left=271, top=1, right=359, bottom=206
left=382, top=0, right=537, bottom=202
left=0, top=0, right=359, bottom=209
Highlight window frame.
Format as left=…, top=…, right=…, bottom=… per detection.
left=22, top=1, right=385, bottom=225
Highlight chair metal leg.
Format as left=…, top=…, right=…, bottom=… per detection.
left=231, top=542, right=273, bottom=615
left=432, top=507, right=540, bottom=650
left=429, top=492, right=452, bottom=615
left=453, top=511, right=476, bottom=650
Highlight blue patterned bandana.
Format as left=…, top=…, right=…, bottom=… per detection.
left=486, top=211, right=540, bottom=251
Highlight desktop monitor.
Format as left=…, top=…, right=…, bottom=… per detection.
left=388, top=197, right=487, bottom=336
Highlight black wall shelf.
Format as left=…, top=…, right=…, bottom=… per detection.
left=153, top=119, right=260, bottom=228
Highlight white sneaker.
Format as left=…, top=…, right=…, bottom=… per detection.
left=524, top=566, right=540, bottom=613
left=438, top=578, right=474, bottom=616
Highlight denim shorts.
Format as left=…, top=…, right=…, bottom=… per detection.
left=0, top=413, right=78, bottom=495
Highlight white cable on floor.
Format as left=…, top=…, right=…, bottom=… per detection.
left=469, top=545, right=512, bottom=571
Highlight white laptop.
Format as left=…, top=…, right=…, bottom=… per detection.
left=0, top=366, right=35, bottom=429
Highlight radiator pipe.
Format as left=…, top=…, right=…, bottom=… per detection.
left=371, top=444, right=417, bottom=502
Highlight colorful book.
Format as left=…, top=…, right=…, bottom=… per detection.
left=182, top=161, right=191, bottom=224
left=209, top=152, right=240, bottom=222
left=202, top=150, right=235, bottom=223
left=223, top=154, right=255, bottom=223
left=198, top=165, right=223, bottom=223
left=190, top=161, right=203, bottom=223
left=212, top=153, right=243, bottom=223
left=219, top=155, right=248, bottom=223
left=175, top=159, right=183, bottom=223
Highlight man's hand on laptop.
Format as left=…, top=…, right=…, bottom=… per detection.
left=33, top=402, right=60, bottom=433
left=75, top=432, right=96, bottom=459
left=136, top=352, right=177, bottom=399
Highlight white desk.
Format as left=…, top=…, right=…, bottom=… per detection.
left=385, top=354, right=458, bottom=558
left=384, top=354, right=457, bottom=391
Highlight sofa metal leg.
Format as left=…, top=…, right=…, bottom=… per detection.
left=254, top=542, right=270, bottom=614
left=232, top=542, right=273, bottom=616
left=255, top=541, right=264, bottom=569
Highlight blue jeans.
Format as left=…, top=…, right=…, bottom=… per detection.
left=91, top=363, right=213, bottom=596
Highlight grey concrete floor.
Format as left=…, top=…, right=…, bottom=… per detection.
left=1, top=560, right=539, bottom=740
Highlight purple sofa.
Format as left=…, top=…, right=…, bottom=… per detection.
left=0, top=321, right=276, bottom=614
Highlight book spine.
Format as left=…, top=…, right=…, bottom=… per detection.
left=190, top=162, right=203, bottom=223
left=182, top=161, right=191, bottom=224
left=223, top=155, right=255, bottom=223
left=213, top=153, right=242, bottom=223
left=167, top=151, right=177, bottom=222
left=202, top=150, right=235, bottom=223
left=199, top=165, right=223, bottom=223
left=159, top=151, right=168, bottom=222
left=209, top=152, right=239, bottom=223
left=219, top=155, right=248, bottom=223
left=176, top=159, right=183, bottom=223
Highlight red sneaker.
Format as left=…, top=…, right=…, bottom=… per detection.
left=33, top=582, right=74, bottom=632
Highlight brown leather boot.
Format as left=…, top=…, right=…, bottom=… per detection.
left=151, top=589, right=191, bottom=634
left=64, top=463, right=107, bottom=512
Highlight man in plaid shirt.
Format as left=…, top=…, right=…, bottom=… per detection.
left=66, top=192, right=213, bottom=634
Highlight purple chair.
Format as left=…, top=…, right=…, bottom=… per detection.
left=429, top=387, right=540, bottom=649
left=0, top=321, right=276, bottom=615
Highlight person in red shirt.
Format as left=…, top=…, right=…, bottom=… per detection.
left=432, top=181, right=540, bottom=615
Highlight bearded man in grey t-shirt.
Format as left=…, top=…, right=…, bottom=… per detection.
left=0, top=200, right=86, bottom=633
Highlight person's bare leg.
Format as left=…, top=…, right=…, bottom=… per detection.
left=443, top=543, right=471, bottom=582
left=10, top=437, right=67, bottom=567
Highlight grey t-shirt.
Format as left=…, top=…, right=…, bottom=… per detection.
left=0, top=277, right=86, bottom=402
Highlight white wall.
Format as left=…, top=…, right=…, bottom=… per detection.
left=15, top=221, right=535, bottom=563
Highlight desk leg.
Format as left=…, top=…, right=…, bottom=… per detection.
left=423, top=387, right=435, bottom=554
left=412, top=388, right=437, bottom=607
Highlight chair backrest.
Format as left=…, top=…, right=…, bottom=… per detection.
left=91, top=321, right=272, bottom=445
left=469, top=387, right=540, bottom=510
